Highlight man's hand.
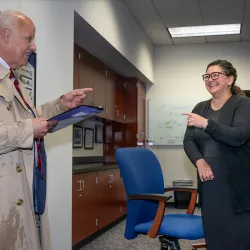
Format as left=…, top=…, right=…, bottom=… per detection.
left=60, top=88, right=93, bottom=109
left=32, top=118, right=57, bottom=138
left=182, top=112, right=208, bottom=129
left=196, top=159, right=214, bottom=182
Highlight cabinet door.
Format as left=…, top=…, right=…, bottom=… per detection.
left=72, top=172, right=98, bottom=246
left=78, top=49, right=94, bottom=105
left=123, top=78, right=138, bottom=147
left=114, top=169, right=127, bottom=215
left=137, top=81, right=146, bottom=147
left=73, top=44, right=80, bottom=89
left=93, top=63, right=106, bottom=118
left=103, top=121, right=116, bottom=164
left=96, top=169, right=120, bottom=228
left=105, top=70, right=116, bottom=121
left=114, top=78, right=125, bottom=123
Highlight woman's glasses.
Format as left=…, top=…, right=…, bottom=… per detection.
left=202, top=72, right=226, bottom=81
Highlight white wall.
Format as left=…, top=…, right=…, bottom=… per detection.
left=20, top=1, right=74, bottom=250
left=2, top=1, right=154, bottom=249
left=75, top=0, right=154, bottom=83
left=148, top=41, right=250, bottom=195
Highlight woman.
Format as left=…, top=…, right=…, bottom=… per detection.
left=183, top=59, right=250, bottom=250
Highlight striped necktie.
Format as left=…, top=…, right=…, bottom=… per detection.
left=9, top=69, right=30, bottom=109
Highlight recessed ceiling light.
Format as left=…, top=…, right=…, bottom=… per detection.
left=168, top=24, right=241, bottom=38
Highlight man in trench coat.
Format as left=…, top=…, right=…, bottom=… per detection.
left=0, top=10, right=92, bottom=250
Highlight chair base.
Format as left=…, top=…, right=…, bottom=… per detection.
left=159, top=236, right=181, bottom=250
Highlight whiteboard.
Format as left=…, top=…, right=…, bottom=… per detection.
left=147, top=99, right=194, bottom=145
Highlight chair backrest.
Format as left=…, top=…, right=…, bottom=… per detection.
left=115, top=147, right=164, bottom=239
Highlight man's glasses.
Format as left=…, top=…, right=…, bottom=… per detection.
left=202, top=72, right=226, bottom=81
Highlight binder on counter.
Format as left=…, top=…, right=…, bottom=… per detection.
left=47, top=105, right=104, bottom=132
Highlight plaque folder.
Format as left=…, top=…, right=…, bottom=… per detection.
left=47, top=105, right=104, bottom=132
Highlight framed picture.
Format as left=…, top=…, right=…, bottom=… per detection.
left=84, top=128, right=94, bottom=149
left=73, top=126, right=83, bottom=148
left=95, top=125, right=103, bottom=143
left=14, top=52, right=37, bottom=106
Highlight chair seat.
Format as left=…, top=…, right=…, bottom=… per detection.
left=134, top=214, right=204, bottom=240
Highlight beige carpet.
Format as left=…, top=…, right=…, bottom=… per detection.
left=82, top=208, right=206, bottom=250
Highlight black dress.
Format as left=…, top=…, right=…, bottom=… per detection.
left=183, top=95, right=250, bottom=250
left=201, top=105, right=250, bottom=250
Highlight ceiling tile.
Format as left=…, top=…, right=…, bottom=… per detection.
left=172, top=36, right=206, bottom=45
left=206, top=34, right=241, bottom=43
left=153, top=0, right=202, bottom=27
left=124, top=0, right=173, bottom=45
left=199, top=0, right=245, bottom=25
left=241, top=0, right=250, bottom=40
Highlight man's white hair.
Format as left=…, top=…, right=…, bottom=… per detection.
left=0, top=10, right=26, bottom=31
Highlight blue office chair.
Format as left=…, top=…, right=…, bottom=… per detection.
left=115, top=147, right=205, bottom=250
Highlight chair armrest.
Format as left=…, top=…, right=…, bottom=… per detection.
left=164, top=186, right=198, bottom=215
left=128, top=193, right=172, bottom=238
left=128, top=194, right=172, bottom=202
left=191, top=242, right=207, bottom=249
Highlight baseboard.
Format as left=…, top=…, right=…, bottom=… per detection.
left=72, top=214, right=126, bottom=250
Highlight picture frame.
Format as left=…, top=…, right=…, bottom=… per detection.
left=73, top=126, right=83, bottom=148
left=84, top=128, right=94, bottom=149
left=95, top=125, right=103, bottom=143
left=14, top=52, right=37, bottom=106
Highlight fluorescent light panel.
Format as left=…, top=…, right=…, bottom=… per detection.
left=168, top=24, right=241, bottom=38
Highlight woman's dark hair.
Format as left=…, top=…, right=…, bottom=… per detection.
left=206, top=59, right=245, bottom=96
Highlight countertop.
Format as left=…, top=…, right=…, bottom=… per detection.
left=72, top=163, right=118, bottom=174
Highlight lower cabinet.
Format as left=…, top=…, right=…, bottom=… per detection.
left=72, top=169, right=127, bottom=246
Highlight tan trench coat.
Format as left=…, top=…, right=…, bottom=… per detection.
left=0, top=64, right=67, bottom=250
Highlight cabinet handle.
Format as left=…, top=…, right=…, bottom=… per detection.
left=77, top=180, right=84, bottom=191
left=108, top=174, right=114, bottom=184
left=77, top=180, right=82, bottom=191
left=116, top=110, right=119, bottom=117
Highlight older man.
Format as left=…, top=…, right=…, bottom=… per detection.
left=0, top=10, right=92, bottom=250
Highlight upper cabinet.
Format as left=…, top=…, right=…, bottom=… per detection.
left=137, top=81, right=146, bottom=144
left=74, top=44, right=126, bottom=122
left=73, top=44, right=146, bottom=158
left=123, top=78, right=146, bottom=148
left=92, top=62, right=106, bottom=118
left=76, top=48, right=94, bottom=105
left=105, top=70, right=116, bottom=121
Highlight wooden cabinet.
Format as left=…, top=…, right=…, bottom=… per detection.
left=72, top=169, right=126, bottom=246
left=74, top=44, right=127, bottom=123
left=117, top=173, right=127, bottom=214
left=105, top=70, right=116, bottom=121
left=114, top=77, right=125, bottom=123
left=137, top=81, right=146, bottom=146
left=73, top=45, right=79, bottom=90
left=93, top=63, right=106, bottom=118
left=123, top=78, right=146, bottom=148
left=72, top=172, right=98, bottom=246
left=97, top=169, right=125, bottom=228
left=77, top=49, right=94, bottom=105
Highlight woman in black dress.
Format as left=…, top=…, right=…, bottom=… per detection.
left=183, top=60, right=250, bottom=250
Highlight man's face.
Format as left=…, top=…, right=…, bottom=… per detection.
left=7, top=18, right=36, bottom=69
